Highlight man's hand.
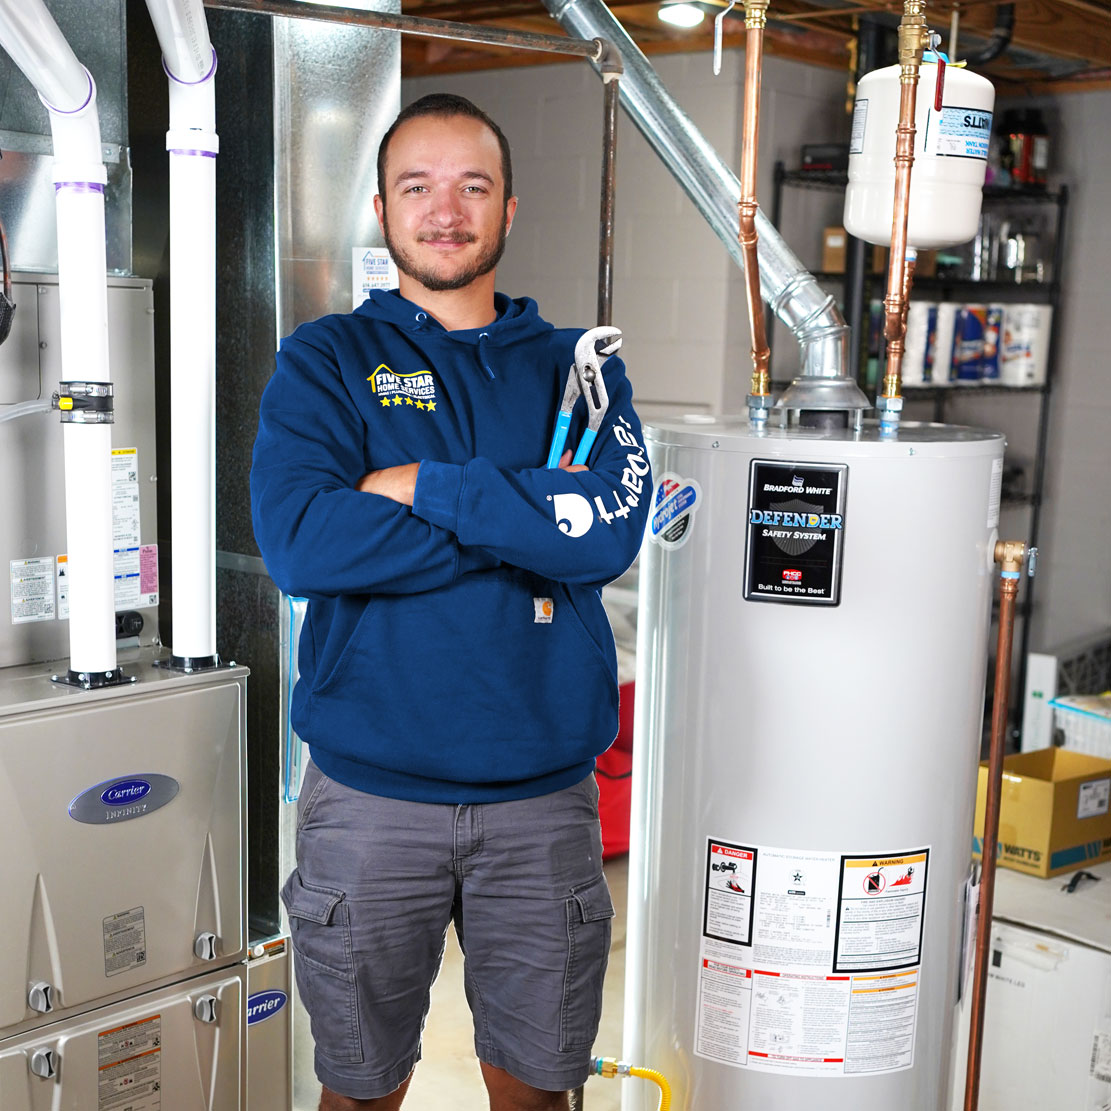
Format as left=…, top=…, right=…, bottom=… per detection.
left=356, top=462, right=420, bottom=506
left=558, top=450, right=588, bottom=474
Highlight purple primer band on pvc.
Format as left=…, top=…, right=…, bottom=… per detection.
left=54, top=182, right=105, bottom=194
left=168, top=149, right=218, bottom=159
left=41, top=67, right=94, bottom=116
left=163, top=46, right=218, bottom=86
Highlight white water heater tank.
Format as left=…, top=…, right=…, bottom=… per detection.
left=624, top=418, right=1004, bottom=1111
left=844, top=61, right=995, bottom=249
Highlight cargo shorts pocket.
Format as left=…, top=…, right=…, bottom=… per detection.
left=560, top=874, right=615, bottom=1052
left=282, top=870, right=364, bottom=1064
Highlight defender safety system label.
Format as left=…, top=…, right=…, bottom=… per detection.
left=744, top=461, right=847, bottom=605
left=695, top=838, right=929, bottom=1077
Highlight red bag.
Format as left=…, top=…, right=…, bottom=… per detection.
left=597, top=682, right=634, bottom=860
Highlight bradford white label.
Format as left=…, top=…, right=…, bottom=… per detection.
left=744, top=461, right=847, bottom=605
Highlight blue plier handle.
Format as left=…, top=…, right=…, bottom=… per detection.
left=545, top=326, right=623, bottom=469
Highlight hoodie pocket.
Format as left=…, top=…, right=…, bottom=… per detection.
left=309, top=569, right=618, bottom=784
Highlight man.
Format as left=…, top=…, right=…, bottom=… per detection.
left=251, top=93, right=650, bottom=1111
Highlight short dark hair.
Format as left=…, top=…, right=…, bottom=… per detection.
left=377, top=93, right=513, bottom=205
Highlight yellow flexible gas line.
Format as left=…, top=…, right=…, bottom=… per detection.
left=590, top=1057, right=672, bottom=1110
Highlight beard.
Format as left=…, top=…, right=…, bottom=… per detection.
left=382, top=210, right=508, bottom=293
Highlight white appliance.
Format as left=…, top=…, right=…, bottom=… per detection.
left=625, top=417, right=1004, bottom=1110
left=950, top=860, right=1111, bottom=1109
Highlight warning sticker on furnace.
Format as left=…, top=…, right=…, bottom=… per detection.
left=98, top=1014, right=162, bottom=1111
left=104, top=905, right=148, bottom=977
left=835, top=850, right=930, bottom=973
left=744, top=460, right=847, bottom=605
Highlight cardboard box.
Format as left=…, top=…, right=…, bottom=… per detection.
left=820, top=226, right=886, bottom=275
left=972, top=747, right=1111, bottom=878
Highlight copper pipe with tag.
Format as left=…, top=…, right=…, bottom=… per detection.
left=963, top=540, right=1030, bottom=1111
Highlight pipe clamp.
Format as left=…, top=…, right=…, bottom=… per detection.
left=52, top=380, right=114, bottom=424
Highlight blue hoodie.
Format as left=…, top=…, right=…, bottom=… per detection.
left=251, top=289, right=651, bottom=803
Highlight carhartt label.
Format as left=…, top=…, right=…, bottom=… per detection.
left=534, top=597, right=553, bottom=624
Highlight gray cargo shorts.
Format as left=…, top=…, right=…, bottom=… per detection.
left=281, top=762, right=614, bottom=1100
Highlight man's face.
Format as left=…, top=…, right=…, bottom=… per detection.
left=375, top=114, right=517, bottom=294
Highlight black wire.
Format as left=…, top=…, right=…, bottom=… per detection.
left=0, top=218, right=10, bottom=302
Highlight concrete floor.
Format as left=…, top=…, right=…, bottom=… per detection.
left=294, top=856, right=629, bottom=1111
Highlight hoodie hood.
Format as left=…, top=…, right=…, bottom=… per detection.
left=357, top=289, right=547, bottom=347
left=356, top=289, right=551, bottom=381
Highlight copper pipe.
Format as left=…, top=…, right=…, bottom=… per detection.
left=740, top=0, right=771, bottom=401
left=964, top=539, right=1026, bottom=1111
left=880, top=0, right=928, bottom=405
left=597, top=74, right=620, bottom=327
left=202, top=0, right=611, bottom=63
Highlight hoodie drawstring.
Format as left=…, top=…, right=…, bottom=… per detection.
left=477, top=332, right=496, bottom=381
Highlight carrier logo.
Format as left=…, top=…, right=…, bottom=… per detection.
left=101, top=779, right=151, bottom=806
left=69, top=773, right=180, bottom=825
left=367, top=364, right=438, bottom=412
left=247, top=989, right=288, bottom=1026
left=549, top=492, right=594, bottom=538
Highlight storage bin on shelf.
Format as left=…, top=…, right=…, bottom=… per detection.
left=1050, top=693, right=1111, bottom=757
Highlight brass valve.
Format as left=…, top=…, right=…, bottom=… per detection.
left=744, top=0, right=770, bottom=30
left=993, top=540, right=1027, bottom=575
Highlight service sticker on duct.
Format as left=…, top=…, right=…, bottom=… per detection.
left=98, top=1013, right=161, bottom=1111
left=104, top=906, right=148, bottom=977
left=649, top=473, right=703, bottom=551
left=744, top=461, right=847, bottom=605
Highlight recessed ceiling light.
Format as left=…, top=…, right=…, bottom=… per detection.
left=658, top=3, right=706, bottom=29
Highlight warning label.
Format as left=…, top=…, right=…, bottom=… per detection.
left=10, top=556, right=56, bottom=624
left=704, top=841, right=756, bottom=944
left=835, top=851, right=929, bottom=973
left=98, top=1014, right=161, bottom=1111
left=104, top=906, right=148, bottom=977
left=695, top=839, right=928, bottom=1078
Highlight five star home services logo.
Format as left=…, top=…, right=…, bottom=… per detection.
left=367, top=364, right=438, bottom=412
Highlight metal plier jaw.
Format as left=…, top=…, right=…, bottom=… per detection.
left=546, top=325, right=623, bottom=469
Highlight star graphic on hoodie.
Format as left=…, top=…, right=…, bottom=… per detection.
left=426, top=401, right=436, bottom=412
left=379, top=397, right=390, bottom=408
left=391, top=396, right=403, bottom=406
left=404, top=396, right=414, bottom=405
left=415, top=400, right=426, bottom=410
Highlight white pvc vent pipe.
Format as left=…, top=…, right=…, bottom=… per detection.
left=0, top=0, right=117, bottom=677
left=145, top=0, right=219, bottom=663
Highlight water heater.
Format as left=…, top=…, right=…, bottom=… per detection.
left=624, top=418, right=1004, bottom=1110
left=844, top=61, right=995, bottom=249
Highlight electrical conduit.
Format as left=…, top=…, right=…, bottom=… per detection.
left=0, top=0, right=119, bottom=682
left=542, top=0, right=849, bottom=379
left=144, top=0, right=220, bottom=667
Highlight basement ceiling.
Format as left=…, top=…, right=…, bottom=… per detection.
left=400, top=0, right=1111, bottom=94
